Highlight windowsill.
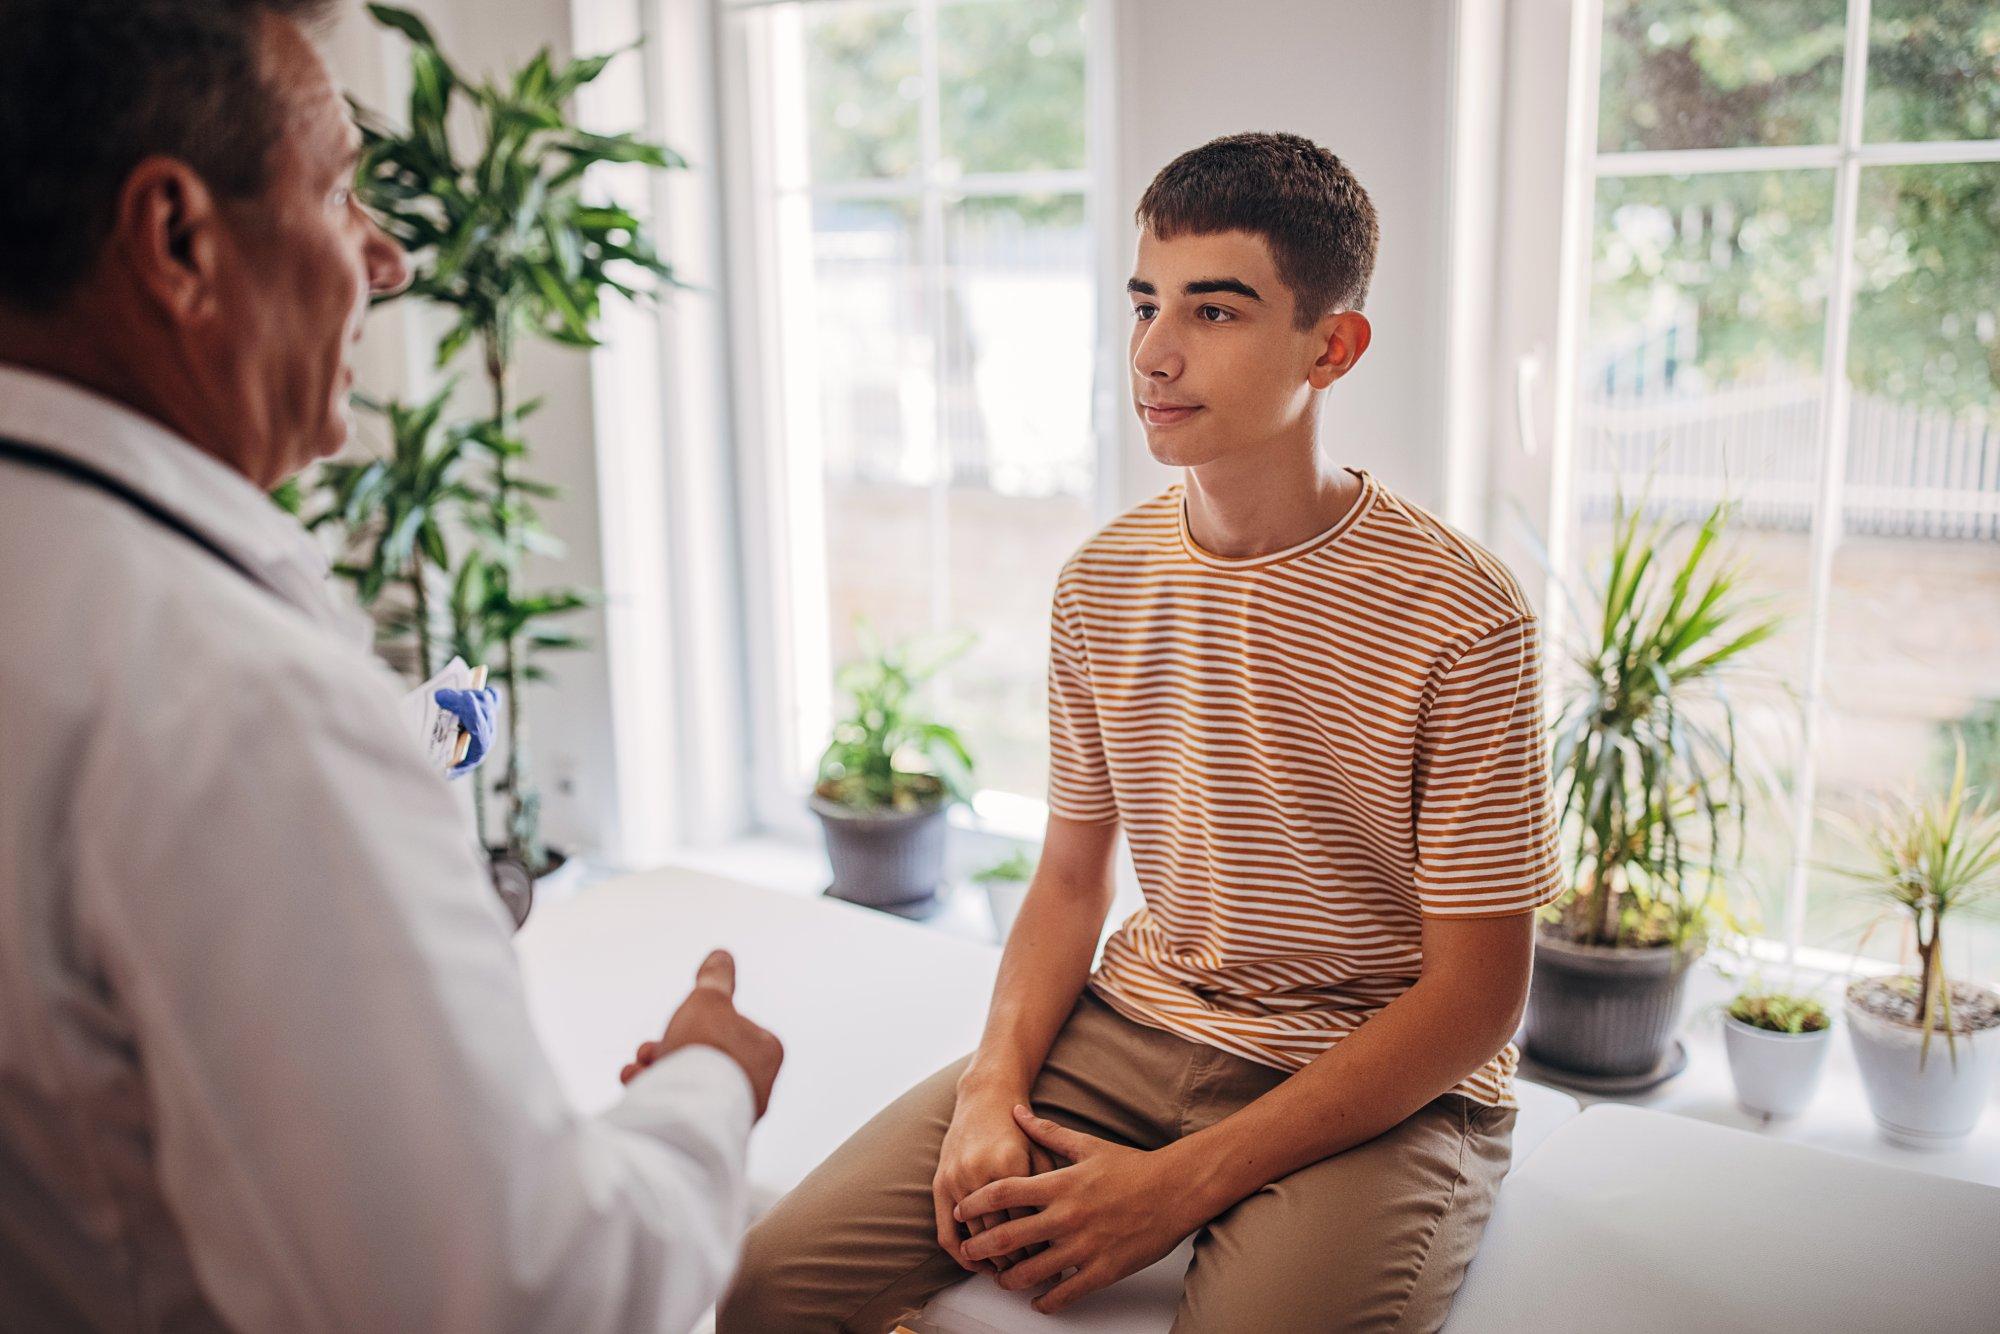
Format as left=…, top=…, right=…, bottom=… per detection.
left=653, top=831, right=2000, bottom=1188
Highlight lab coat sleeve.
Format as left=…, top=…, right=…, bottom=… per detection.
left=70, top=645, right=754, bottom=1334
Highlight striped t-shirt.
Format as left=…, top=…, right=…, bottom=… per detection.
left=1048, top=470, right=1563, bottom=1109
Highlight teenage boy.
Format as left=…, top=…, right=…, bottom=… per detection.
left=718, top=130, right=1562, bottom=1333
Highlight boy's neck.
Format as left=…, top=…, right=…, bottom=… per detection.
left=1183, top=441, right=1361, bottom=560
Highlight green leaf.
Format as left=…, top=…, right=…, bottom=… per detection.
left=369, top=4, right=439, bottom=49
left=419, top=518, right=449, bottom=569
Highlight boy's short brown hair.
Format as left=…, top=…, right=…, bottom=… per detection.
left=1134, top=130, right=1379, bottom=331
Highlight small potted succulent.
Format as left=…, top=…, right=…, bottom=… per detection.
left=812, top=629, right=975, bottom=913
left=1836, top=746, right=2000, bottom=1148
left=971, top=849, right=1036, bottom=941
left=1721, top=988, right=1833, bottom=1120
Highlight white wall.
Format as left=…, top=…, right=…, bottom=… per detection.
left=1107, top=0, right=1460, bottom=512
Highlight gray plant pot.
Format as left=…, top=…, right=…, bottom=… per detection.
left=1523, top=930, right=1702, bottom=1078
left=812, top=795, right=950, bottom=909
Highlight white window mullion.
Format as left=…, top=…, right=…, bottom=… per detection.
left=1781, top=0, right=1875, bottom=963
left=1594, top=143, right=1842, bottom=177
left=1543, top=0, right=1605, bottom=662
left=917, top=0, right=952, bottom=640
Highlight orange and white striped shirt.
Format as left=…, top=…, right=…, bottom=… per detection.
left=1048, top=470, right=1562, bottom=1109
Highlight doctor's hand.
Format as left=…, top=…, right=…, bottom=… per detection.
left=951, top=1106, right=1201, bottom=1315
left=619, top=950, right=784, bottom=1119
left=435, top=687, right=498, bottom=776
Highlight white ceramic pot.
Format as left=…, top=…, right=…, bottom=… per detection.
left=1721, top=1015, right=1833, bottom=1119
left=1845, top=983, right=2000, bottom=1148
left=984, top=878, right=1030, bottom=941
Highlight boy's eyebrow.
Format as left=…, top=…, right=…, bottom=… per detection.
left=1126, top=276, right=1264, bottom=302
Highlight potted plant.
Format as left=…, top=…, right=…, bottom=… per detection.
left=350, top=4, right=685, bottom=887
left=1721, top=988, right=1833, bottom=1120
left=1836, top=746, right=2000, bottom=1147
left=972, top=848, right=1036, bottom=940
left=813, top=629, right=975, bottom=912
left=285, top=384, right=477, bottom=680
left=1526, top=496, right=1784, bottom=1082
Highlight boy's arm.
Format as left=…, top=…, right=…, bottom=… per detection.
left=933, top=813, right=1118, bottom=1271
left=1153, top=911, right=1533, bottom=1209
left=957, top=813, right=1119, bottom=1105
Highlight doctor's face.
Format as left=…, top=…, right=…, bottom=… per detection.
left=200, top=17, right=410, bottom=488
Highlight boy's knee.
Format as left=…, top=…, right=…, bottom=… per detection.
left=715, top=1211, right=810, bottom=1333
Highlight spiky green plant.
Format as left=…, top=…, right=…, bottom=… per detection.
left=354, top=4, right=682, bottom=872
left=1836, top=742, right=2000, bottom=1068
left=816, top=627, right=976, bottom=812
left=1549, top=496, right=1786, bottom=948
left=305, top=382, right=478, bottom=679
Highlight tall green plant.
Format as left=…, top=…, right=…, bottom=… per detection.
left=1549, top=497, right=1785, bottom=948
left=1837, top=743, right=2000, bottom=1066
left=306, top=383, right=477, bottom=679
left=355, top=4, right=684, bottom=872
left=816, top=627, right=976, bottom=812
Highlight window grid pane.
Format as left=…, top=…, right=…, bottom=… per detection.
left=754, top=0, right=1100, bottom=806
left=1587, top=0, right=2000, bottom=965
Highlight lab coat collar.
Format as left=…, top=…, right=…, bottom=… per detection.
left=0, top=362, right=374, bottom=647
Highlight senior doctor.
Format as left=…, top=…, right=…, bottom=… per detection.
left=0, top=1, right=781, bottom=1329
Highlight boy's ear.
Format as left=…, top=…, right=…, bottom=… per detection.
left=1311, top=311, right=1372, bottom=388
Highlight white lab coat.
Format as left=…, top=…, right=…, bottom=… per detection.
left=0, top=365, right=753, bottom=1332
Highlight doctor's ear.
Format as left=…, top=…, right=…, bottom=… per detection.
left=112, top=156, right=231, bottom=326
left=1311, top=310, right=1372, bottom=388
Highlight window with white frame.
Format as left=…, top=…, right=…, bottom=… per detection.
left=724, top=0, right=1103, bottom=823
left=1557, top=0, right=2000, bottom=972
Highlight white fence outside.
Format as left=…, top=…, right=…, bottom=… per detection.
left=1577, top=376, right=2000, bottom=540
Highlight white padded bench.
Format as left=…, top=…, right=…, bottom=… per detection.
left=517, top=868, right=2000, bottom=1333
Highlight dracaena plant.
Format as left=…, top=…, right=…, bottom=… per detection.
left=1548, top=496, right=1786, bottom=950
left=302, top=383, right=476, bottom=680
left=816, top=626, right=977, bottom=813
left=352, top=3, right=685, bottom=872
left=1836, top=743, right=2000, bottom=1067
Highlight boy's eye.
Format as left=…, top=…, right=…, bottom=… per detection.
left=331, top=187, right=352, bottom=209
left=1131, top=303, right=1234, bottom=323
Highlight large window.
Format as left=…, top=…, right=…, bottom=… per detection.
left=726, top=0, right=1103, bottom=820
left=1562, top=0, right=2000, bottom=973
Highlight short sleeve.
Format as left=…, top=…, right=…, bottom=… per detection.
left=1413, top=616, right=1564, bottom=918
left=1045, top=575, right=1117, bottom=822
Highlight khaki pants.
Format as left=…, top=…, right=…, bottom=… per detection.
left=719, top=991, right=1516, bottom=1333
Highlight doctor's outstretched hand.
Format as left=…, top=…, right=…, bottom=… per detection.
left=619, top=950, right=784, bottom=1119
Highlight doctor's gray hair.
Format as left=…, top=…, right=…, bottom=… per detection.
left=0, top=0, right=343, bottom=312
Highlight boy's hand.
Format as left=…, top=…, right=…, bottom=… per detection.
left=932, top=1089, right=1056, bottom=1274
left=952, top=1105, right=1202, bottom=1315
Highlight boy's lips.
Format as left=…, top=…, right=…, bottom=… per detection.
left=1141, top=403, right=1202, bottom=426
